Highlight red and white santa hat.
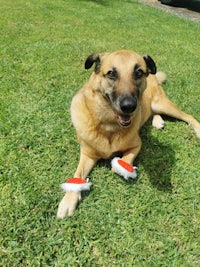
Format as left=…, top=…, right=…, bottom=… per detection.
left=61, top=178, right=92, bottom=192
left=111, top=157, right=137, bottom=180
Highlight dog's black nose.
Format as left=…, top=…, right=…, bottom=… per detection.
left=120, top=96, right=137, bottom=114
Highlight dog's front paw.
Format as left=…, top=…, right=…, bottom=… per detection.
left=57, top=192, right=81, bottom=219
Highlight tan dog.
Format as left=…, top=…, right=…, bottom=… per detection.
left=57, top=50, right=200, bottom=219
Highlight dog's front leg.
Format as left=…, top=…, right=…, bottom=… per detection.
left=112, top=136, right=142, bottom=180
left=122, top=136, right=142, bottom=165
left=57, top=153, right=97, bottom=219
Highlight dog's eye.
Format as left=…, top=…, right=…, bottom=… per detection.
left=134, top=68, right=144, bottom=79
left=106, top=69, right=117, bottom=80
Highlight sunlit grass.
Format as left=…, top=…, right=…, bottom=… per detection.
left=1, top=0, right=200, bottom=265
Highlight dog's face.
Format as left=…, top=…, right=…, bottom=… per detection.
left=85, top=50, right=156, bottom=127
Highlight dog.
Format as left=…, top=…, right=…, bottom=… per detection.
left=57, top=50, right=200, bottom=219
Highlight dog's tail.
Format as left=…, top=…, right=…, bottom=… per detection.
left=156, top=71, right=167, bottom=85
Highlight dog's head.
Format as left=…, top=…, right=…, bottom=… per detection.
left=85, top=50, right=156, bottom=127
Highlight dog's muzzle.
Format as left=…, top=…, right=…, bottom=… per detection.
left=119, top=96, right=137, bottom=114
left=115, top=95, right=138, bottom=127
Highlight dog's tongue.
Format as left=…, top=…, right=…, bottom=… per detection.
left=117, top=114, right=131, bottom=127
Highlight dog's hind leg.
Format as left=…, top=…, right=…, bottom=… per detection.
left=57, top=153, right=97, bottom=219
left=151, top=96, right=200, bottom=138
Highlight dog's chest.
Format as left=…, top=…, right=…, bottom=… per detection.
left=93, top=124, right=136, bottom=158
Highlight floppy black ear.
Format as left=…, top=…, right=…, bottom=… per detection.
left=84, top=53, right=101, bottom=73
left=143, top=55, right=157, bottom=75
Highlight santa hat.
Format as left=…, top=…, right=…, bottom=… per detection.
left=111, top=157, right=137, bottom=180
left=61, top=178, right=92, bottom=192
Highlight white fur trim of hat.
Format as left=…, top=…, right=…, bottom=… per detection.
left=111, top=157, right=137, bottom=180
left=61, top=178, right=92, bottom=192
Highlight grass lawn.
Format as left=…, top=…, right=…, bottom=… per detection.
left=1, top=0, right=200, bottom=266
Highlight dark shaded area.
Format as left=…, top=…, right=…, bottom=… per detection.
left=187, top=0, right=200, bottom=12
left=162, top=0, right=200, bottom=12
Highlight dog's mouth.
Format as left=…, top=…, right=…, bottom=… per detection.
left=115, top=111, right=132, bottom=127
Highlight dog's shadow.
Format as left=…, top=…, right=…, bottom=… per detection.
left=137, top=121, right=175, bottom=192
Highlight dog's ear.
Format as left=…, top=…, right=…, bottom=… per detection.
left=85, top=53, right=101, bottom=73
left=143, top=55, right=157, bottom=75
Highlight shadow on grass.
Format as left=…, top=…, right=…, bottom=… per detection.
left=139, top=122, right=175, bottom=193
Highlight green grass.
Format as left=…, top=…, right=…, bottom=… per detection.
left=1, top=0, right=200, bottom=266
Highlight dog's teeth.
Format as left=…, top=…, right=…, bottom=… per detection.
left=118, top=114, right=131, bottom=127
